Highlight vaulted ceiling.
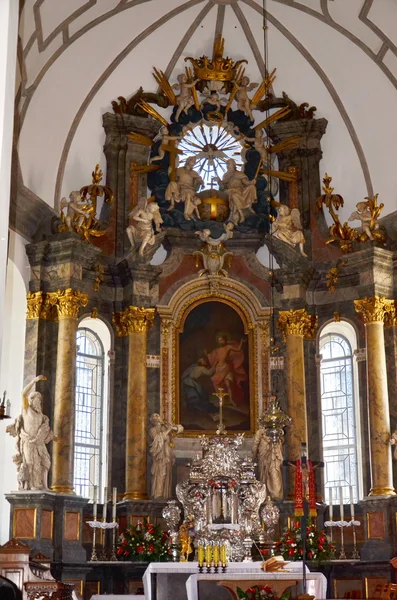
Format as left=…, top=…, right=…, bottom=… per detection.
left=16, top=0, right=397, bottom=221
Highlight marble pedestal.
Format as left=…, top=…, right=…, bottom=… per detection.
left=359, top=496, right=397, bottom=561
left=6, top=491, right=88, bottom=562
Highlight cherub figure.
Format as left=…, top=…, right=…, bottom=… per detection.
left=348, top=200, right=380, bottom=240
left=200, top=91, right=227, bottom=114
left=245, top=129, right=271, bottom=165
left=126, top=198, right=163, bottom=256
left=173, top=73, right=199, bottom=122
left=272, top=204, right=307, bottom=257
left=150, top=126, right=181, bottom=163
left=60, top=191, right=93, bottom=233
left=235, top=76, right=259, bottom=121
left=216, top=158, right=257, bottom=225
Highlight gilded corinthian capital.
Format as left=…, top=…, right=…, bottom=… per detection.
left=49, top=288, right=88, bottom=318
left=26, top=291, right=45, bottom=319
left=113, top=306, right=155, bottom=336
left=277, top=308, right=318, bottom=340
left=354, top=296, right=395, bottom=324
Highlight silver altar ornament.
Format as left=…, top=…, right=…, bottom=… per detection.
left=261, top=394, right=291, bottom=443
left=260, top=497, right=280, bottom=541
left=162, top=500, right=182, bottom=562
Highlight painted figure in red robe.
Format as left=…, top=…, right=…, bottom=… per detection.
left=205, top=333, right=247, bottom=406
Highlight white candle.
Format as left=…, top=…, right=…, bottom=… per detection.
left=102, top=487, right=107, bottom=521
left=329, top=487, right=333, bottom=520
left=339, top=485, right=344, bottom=521
left=350, top=485, right=355, bottom=519
left=93, top=485, right=98, bottom=520
left=112, top=487, right=117, bottom=520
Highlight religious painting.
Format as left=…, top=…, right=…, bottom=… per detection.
left=177, top=300, right=252, bottom=433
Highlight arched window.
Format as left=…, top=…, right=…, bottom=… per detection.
left=74, top=327, right=106, bottom=499
left=319, top=322, right=361, bottom=504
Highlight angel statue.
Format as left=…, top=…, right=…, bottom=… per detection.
left=126, top=197, right=163, bottom=256
left=272, top=204, right=307, bottom=257
left=216, top=158, right=257, bottom=225
left=165, top=156, right=204, bottom=220
left=348, top=196, right=384, bottom=241
left=235, top=76, right=259, bottom=121
left=59, top=190, right=93, bottom=233
left=173, top=73, right=199, bottom=122
left=149, top=126, right=181, bottom=163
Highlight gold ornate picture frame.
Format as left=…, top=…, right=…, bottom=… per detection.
left=157, top=276, right=270, bottom=437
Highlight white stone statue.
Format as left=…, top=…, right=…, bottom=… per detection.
left=173, top=73, right=199, bottom=122
left=165, top=156, right=204, bottom=220
left=348, top=200, right=379, bottom=240
left=252, top=428, right=283, bottom=500
left=150, top=126, right=181, bottom=163
left=390, top=428, right=397, bottom=459
left=217, top=159, right=257, bottom=225
left=6, top=375, right=54, bottom=491
left=149, top=413, right=184, bottom=499
left=60, top=191, right=93, bottom=232
left=272, top=204, right=307, bottom=257
left=126, top=197, right=163, bottom=256
left=234, top=76, right=258, bottom=121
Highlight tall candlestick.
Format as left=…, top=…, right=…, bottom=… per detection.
left=329, top=487, right=333, bottom=520
left=102, top=487, right=107, bottom=521
left=349, top=485, right=355, bottom=519
left=93, top=485, right=98, bottom=520
left=112, top=487, right=117, bottom=521
left=339, top=485, right=344, bottom=521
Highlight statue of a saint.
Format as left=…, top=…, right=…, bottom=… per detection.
left=126, top=197, right=163, bottom=256
left=252, top=428, right=283, bottom=500
left=390, top=428, right=397, bottom=459
left=272, top=204, right=307, bottom=257
left=6, top=375, right=54, bottom=491
left=149, top=414, right=184, bottom=499
left=217, top=159, right=257, bottom=224
left=165, top=156, right=204, bottom=220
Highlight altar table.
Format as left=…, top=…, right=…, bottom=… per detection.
left=142, top=562, right=320, bottom=600
left=186, top=571, right=327, bottom=600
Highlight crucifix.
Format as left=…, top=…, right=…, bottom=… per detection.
left=161, top=140, right=183, bottom=182
left=213, top=387, right=228, bottom=435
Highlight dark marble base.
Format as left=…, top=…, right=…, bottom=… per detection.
left=6, top=491, right=88, bottom=563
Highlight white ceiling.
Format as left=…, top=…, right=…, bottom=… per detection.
left=16, top=0, right=397, bottom=221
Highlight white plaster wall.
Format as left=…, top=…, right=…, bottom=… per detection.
left=0, top=256, right=28, bottom=543
left=15, top=1, right=397, bottom=219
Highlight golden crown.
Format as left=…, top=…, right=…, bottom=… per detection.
left=185, top=35, right=247, bottom=82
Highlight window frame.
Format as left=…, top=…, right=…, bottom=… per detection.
left=74, top=326, right=106, bottom=500
left=318, top=320, right=363, bottom=503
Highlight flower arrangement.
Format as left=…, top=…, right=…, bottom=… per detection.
left=276, top=518, right=335, bottom=562
left=237, top=585, right=291, bottom=600
left=116, top=520, right=171, bottom=561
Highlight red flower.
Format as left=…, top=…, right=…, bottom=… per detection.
left=259, top=549, right=269, bottom=556
left=294, top=521, right=300, bottom=528
left=148, top=544, right=155, bottom=553
left=137, top=545, right=144, bottom=553
left=288, top=548, right=294, bottom=556
left=307, top=551, right=313, bottom=559
left=318, top=545, right=324, bottom=551
left=264, top=586, right=272, bottom=593
left=247, top=588, right=255, bottom=593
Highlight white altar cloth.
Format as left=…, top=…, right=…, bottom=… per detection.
left=143, top=562, right=312, bottom=600
left=186, top=571, right=327, bottom=600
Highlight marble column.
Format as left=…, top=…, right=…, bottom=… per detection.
left=50, top=289, right=88, bottom=494
left=354, top=296, right=396, bottom=497
left=277, top=308, right=317, bottom=497
left=114, top=306, right=155, bottom=500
